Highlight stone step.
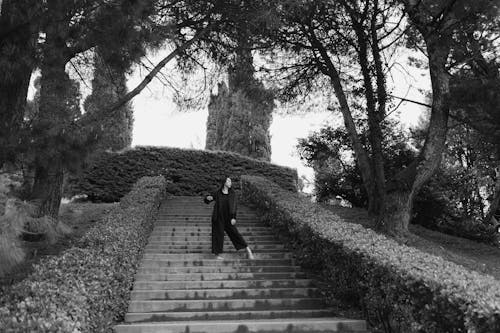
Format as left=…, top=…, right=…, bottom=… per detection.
left=139, top=258, right=294, bottom=268
left=147, top=235, right=277, bottom=242
left=114, top=318, right=368, bottom=333
left=144, top=244, right=285, bottom=251
left=143, top=249, right=285, bottom=255
left=157, top=214, right=257, bottom=218
left=151, top=226, right=272, bottom=232
left=148, top=232, right=274, bottom=237
left=145, top=243, right=278, bottom=249
left=124, top=308, right=335, bottom=323
left=128, top=297, right=326, bottom=312
left=141, top=252, right=293, bottom=260
left=136, top=265, right=301, bottom=275
left=155, top=223, right=260, bottom=227
left=130, top=287, right=320, bottom=300
left=133, top=279, right=316, bottom=291
left=134, top=271, right=309, bottom=281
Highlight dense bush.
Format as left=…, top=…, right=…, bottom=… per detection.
left=67, top=146, right=297, bottom=202
left=241, top=175, right=500, bottom=333
left=0, top=176, right=166, bottom=332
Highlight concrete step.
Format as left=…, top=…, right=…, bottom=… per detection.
left=130, top=287, right=320, bottom=300
left=151, top=226, right=272, bottom=232
left=128, top=297, right=326, bottom=312
left=114, top=318, right=368, bottom=333
left=141, top=252, right=293, bottom=260
left=134, top=271, right=309, bottom=281
left=144, top=244, right=285, bottom=251
left=157, top=215, right=257, bottom=218
left=155, top=223, right=261, bottom=227
left=124, top=308, right=335, bottom=323
left=150, top=228, right=273, bottom=234
left=147, top=235, right=277, bottom=242
left=147, top=238, right=277, bottom=243
left=142, top=249, right=285, bottom=255
left=139, top=258, right=294, bottom=267
left=136, top=265, right=302, bottom=275
left=133, top=279, right=316, bottom=291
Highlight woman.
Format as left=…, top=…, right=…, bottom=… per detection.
left=204, top=176, right=255, bottom=260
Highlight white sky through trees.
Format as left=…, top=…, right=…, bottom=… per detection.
left=129, top=47, right=430, bottom=193
left=26, top=45, right=430, bottom=193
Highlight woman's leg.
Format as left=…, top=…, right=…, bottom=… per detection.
left=212, top=220, right=225, bottom=257
left=225, top=223, right=255, bottom=259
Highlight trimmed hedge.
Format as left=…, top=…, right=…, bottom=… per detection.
left=68, top=146, right=298, bottom=202
left=240, top=175, right=500, bottom=333
left=0, top=176, right=167, bottom=332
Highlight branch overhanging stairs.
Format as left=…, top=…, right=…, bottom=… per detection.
left=114, top=196, right=368, bottom=333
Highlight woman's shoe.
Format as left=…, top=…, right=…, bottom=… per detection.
left=214, top=253, right=224, bottom=260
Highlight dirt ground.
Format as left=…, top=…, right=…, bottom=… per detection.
left=321, top=204, right=500, bottom=280
left=0, top=202, right=116, bottom=288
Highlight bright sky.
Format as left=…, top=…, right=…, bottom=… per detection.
left=128, top=48, right=430, bottom=193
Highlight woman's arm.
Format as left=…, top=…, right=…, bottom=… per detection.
left=204, top=191, right=216, bottom=204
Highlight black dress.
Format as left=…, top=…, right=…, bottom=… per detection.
left=204, top=189, right=248, bottom=254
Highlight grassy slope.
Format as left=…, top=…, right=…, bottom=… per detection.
left=0, top=202, right=116, bottom=288
left=321, top=204, right=500, bottom=280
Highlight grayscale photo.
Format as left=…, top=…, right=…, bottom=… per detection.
left=0, top=0, right=499, bottom=332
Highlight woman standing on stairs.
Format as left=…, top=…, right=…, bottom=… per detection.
left=204, top=176, right=255, bottom=260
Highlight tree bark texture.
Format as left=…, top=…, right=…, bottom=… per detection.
left=0, top=0, right=36, bottom=166
left=30, top=0, right=71, bottom=218
left=308, top=28, right=383, bottom=216
left=379, top=33, right=451, bottom=235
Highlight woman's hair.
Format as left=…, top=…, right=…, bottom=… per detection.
left=218, top=175, right=233, bottom=192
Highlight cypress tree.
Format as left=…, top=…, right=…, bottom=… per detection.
left=84, top=48, right=134, bottom=152
left=206, top=36, right=273, bottom=161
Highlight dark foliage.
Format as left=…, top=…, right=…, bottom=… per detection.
left=67, top=146, right=298, bottom=202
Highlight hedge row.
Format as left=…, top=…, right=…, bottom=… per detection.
left=0, top=176, right=167, bottom=332
left=240, top=175, right=500, bottom=333
left=67, top=146, right=298, bottom=202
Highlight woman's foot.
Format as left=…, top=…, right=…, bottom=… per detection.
left=214, top=253, right=224, bottom=260
left=245, top=247, right=255, bottom=260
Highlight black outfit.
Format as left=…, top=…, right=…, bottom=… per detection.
left=204, top=189, right=248, bottom=254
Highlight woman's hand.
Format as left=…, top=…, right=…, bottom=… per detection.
left=231, top=218, right=236, bottom=225
left=206, top=195, right=213, bottom=201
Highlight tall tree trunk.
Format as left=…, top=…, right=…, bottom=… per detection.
left=352, top=13, right=387, bottom=216
left=30, top=162, right=64, bottom=218
left=30, top=0, right=71, bottom=218
left=379, top=35, right=451, bottom=235
left=308, top=28, right=382, bottom=215
left=0, top=0, right=36, bottom=166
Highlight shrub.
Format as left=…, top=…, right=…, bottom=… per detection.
left=240, top=175, right=500, bottom=333
left=67, top=146, right=298, bottom=202
left=0, top=176, right=166, bottom=332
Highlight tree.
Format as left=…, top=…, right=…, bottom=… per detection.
left=83, top=47, right=134, bottom=152
left=23, top=0, right=268, bottom=218
left=205, top=1, right=274, bottom=161
left=261, top=0, right=406, bottom=230
left=378, top=0, right=500, bottom=235
left=264, top=0, right=498, bottom=235
left=297, top=120, right=415, bottom=207
left=0, top=0, right=40, bottom=167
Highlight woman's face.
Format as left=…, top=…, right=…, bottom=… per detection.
left=225, top=177, right=232, bottom=188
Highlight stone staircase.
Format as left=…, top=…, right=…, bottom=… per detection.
left=114, top=196, right=368, bottom=333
